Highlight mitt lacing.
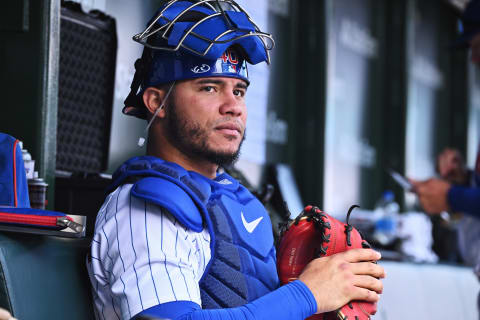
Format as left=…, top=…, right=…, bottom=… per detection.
left=345, top=205, right=360, bottom=247
left=303, top=206, right=331, bottom=257
left=279, top=206, right=332, bottom=257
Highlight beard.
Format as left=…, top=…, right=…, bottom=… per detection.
left=164, top=101, right=245, bottom=167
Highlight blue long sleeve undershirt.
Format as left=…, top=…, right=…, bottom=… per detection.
left=134, top=280, right=317, bottom=320
left=448, top=186, right=480, bottom=218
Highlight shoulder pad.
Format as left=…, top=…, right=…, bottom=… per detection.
left=131, top=177, right=204, bottom=232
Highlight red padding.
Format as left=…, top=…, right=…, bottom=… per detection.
left=0, top=211, right=59, bottom=227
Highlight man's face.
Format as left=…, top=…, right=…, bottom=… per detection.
left=164, top=77, right=248, bottom=166
left=436, top=148, right=468, bottom=185
left=470, top=33, right=480, bottom=66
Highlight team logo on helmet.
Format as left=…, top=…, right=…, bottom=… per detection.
left=191, top=64, right=211, bottom=74
left=212, top=48, right=246, bottom=76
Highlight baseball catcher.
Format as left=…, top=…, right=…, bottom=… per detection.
left=87, top=0, right=385, bottom=318
left=277, top=205, right=378, bottom=320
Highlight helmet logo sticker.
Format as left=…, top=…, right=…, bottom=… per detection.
left=218, top=50, right=240, bottom=73
left=221, top=50, right=239, bottom=64
left=191, top=64, right=211, bottom=73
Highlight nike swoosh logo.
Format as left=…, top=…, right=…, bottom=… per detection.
left=241, top=212, right=263, bottom=233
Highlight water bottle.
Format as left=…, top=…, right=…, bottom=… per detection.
left=20, top=141, right=35, bottom=179
left=373, top=190, right=399, bottom=246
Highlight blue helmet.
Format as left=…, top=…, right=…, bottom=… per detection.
left=124, top=0, right=275, bottom=119
left=452, top=0, right=480, bottom=48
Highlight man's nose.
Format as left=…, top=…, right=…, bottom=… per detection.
left=219, top=91, right=244, bottom=117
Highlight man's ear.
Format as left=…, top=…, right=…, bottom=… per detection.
left=143, top=87, right=168, bottom=119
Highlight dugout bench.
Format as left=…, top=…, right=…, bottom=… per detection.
left=0, top=231, right=94, bottom=320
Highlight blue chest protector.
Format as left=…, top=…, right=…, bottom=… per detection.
left=109, top=156, right=280, bottom=309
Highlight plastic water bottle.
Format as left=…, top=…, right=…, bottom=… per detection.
left=373, top=190, right=399, bottom=246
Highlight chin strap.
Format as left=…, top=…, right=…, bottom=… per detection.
left=137, top=81, right=176, bottom=147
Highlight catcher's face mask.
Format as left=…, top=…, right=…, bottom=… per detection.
left=124, top=0, right=275, bottom=120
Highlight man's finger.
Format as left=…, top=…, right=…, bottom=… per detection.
left=349, top=261, right=386, bottom=279
left=341, top=248, right=381, bottom=263
left=408, top=178, right=420, bottom=185
left=349, top=287, right=380, bottom=303
left=408, top=178, right=420, bottom=192
left=353, top=275, right=384, bottom=294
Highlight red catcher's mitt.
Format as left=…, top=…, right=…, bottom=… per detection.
left=277, top=205, right=377, bottom=320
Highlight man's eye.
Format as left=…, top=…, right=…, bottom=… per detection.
left=202, top=86, right=215, bottom=92
left=233, top=89, right=245, bottom=97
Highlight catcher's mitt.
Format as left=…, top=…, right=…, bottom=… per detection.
left=277, top=205, right=377, bottom=320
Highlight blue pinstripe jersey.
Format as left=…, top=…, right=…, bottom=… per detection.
left=87, top=184, right=212, bottom=320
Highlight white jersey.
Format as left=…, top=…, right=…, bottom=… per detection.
left=87, top=184, right=212, bottom=320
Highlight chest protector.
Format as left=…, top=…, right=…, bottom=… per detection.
left=109, top=156, right=279, bottom=308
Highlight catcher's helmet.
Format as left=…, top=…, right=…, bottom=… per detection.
left=124, top=0, right=275, bottom=119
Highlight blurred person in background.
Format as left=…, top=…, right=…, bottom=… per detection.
left=412, top=0, right=480, bottom=232
left=433, top=148, right=480, bottom=267
left=412, top=0, right=480, bottom=317
left=413, top=147, right=480, bottom=316
left=412, top=0, right=480, bottom=228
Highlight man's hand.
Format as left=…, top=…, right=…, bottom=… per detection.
left=411, top=178, right=451, bottom=214
left=298, top=248, right=385, bottom=314
left=0, top=308, right=16, bottom=320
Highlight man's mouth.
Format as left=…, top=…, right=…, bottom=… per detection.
left=215, top=122, right=243, bottom=137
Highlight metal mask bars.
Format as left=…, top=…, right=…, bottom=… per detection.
left=132, top=0, right=275, bottom=64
